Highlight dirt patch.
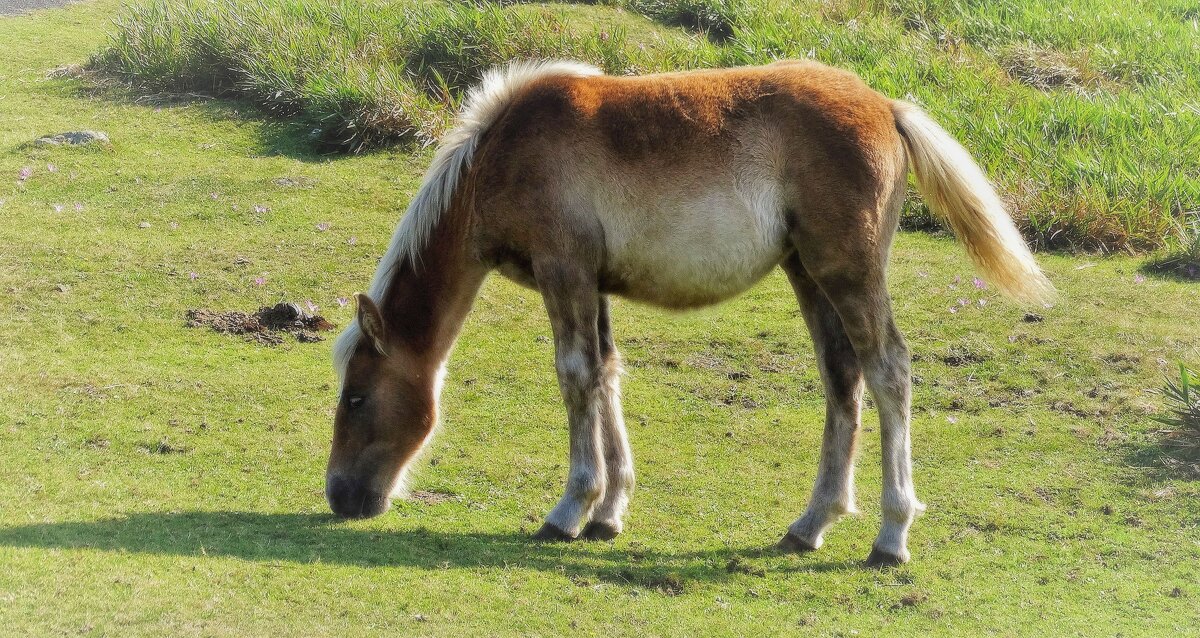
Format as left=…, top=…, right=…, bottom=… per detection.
left=138, top=438, right=189, bottom=455
left=186, top=302, right=335, bottom=346
left=895, top=589, right=929, bottom=609
left=725, top=556, right=765, bottom=577
left=941, top=346, right=988, bottom=367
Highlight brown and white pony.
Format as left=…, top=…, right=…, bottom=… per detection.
left=326, top=59, right=1051, bottom=567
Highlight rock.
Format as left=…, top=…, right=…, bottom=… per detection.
left=54, top=283, right=70, bottom=293
left=34, top=131, right=110, bottom=147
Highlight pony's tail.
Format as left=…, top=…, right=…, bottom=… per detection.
left=892, top=101, right=1053, bottom=305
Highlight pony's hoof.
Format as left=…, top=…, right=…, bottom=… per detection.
left=532, top=522, right=576, bottom=542
left=581, top=521, right=620, bottom=541
left=776, top=532, right=818, bottom=554
left=864, top=546, right=908, bottom=568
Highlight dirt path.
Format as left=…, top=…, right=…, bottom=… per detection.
left=0, top=0, right=76, bottom=16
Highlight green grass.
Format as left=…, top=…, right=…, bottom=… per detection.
left=3, top=0, right=1200, bottom=635
left=90, top=0, right=1200, bottom=252
left=91, top=0, right=704, bottom=150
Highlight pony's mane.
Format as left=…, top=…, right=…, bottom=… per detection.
left=333, top=60, right=603, bottom=382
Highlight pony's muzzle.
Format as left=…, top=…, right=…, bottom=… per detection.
left=325, top=474, right=390, bottom=519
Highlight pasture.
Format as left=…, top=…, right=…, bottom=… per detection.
left=1, top=0, right=1198, bottom=635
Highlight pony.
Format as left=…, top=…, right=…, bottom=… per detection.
left=325, top=59, right=1051, bottom=567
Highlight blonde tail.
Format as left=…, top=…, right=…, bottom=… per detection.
left=893, top=101, right=1053, bottom=304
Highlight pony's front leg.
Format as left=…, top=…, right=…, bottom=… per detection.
left=532, top=268, right=607, bottom=541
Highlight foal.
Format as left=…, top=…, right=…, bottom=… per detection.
left=326, top=59, right=1051, bottom=566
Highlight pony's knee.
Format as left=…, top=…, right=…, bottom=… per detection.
left=555, top=350, right=601, bottom=403
left=881, top=491, right=922, bottom=525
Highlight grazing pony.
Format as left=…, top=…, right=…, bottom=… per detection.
left=326, top=59, right=1051, bottom=567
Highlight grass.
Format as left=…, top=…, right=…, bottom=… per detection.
left=91, top=0, right=704, bottom=150
left=1143, top=213, right=1200, bottom=280
left=89, top=0, right=1200, bottom=253
left=1154, top=365, right=1200, bottom=473
left=2, top=0, right=1200, bottom=635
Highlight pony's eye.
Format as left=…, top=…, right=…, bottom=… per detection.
left=348, top=396, right=365, bottom=409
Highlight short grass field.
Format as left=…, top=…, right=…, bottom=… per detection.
left=2, top=0, right=1199, bottom=636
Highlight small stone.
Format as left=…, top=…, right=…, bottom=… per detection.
left=34, top=130, right=110, bottom=147
left=138, top=221, right=151, bottom=228
left=55, top=283, right=70, bottom=293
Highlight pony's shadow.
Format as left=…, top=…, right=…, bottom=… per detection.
left=0, top=511, right=857, bottom=586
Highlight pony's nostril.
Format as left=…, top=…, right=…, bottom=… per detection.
left=326, top=475, right=389, bottom=519
left=326, top=475, right=360, bottom=517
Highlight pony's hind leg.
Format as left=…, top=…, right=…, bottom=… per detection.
left=777, top=254, right=865, bottom=553
left=786, top=161, right=924, bottom=565
left=532, top=264, right=608, bottom=541
left=798, top=254, right=925, bottom=567
left=581, top=296, right=635, bottom=541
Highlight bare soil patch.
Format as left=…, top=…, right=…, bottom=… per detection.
left=186, top=302, right=335, bottom=346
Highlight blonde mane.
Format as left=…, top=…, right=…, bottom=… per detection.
left=333, top=60, right=603, bottom=381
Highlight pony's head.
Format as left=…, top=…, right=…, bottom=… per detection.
left=325, top=293, right=441, bottom=518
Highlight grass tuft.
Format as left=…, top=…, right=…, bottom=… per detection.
left=1153, top=364, right=1200, bottom=472
left=623, top=0, right=743, bottom=41
left=1142, top=213, right=1200, bottom=281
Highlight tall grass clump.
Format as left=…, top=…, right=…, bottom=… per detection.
left=1142, top=213, right=1200, bottom=281
left=92, top=0, right=705, bottom=151
left=1154, top=364, right=1200, bottom=474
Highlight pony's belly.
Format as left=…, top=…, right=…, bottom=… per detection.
left=599, top=193, right=790, bottom=309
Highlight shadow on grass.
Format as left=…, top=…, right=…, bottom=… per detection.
left=0, top=511, right=860, bottom=588
left=1119, top=435, right=1200, bottom=482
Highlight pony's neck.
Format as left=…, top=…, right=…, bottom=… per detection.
left=379, top=215, right=485, bottom=375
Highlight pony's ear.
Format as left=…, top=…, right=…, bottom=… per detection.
left=354, top=293, right=388, bottom=356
